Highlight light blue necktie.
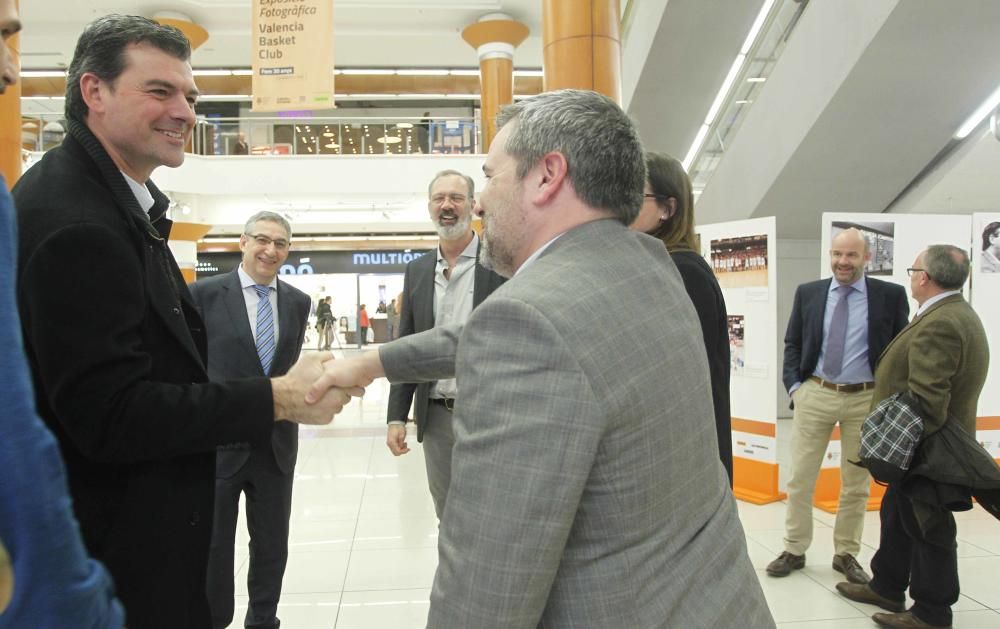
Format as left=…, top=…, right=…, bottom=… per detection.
left=253, top=285, right=275, bottom=375
left=824, top=284, right=851, bottom=379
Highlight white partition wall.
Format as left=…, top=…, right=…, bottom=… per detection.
left=821, top=213, right=973, bottom=309
left=697, top=217, right=782, bottom=504
left=817, top=212, right=973, bottom=511
left=971, top=213, right=1000, bottom=459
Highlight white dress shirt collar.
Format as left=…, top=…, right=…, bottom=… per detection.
left=438, top=232, right=479, bottom=263
left=238, top=264, right=278, bottom=290
left=515, top=232, right=565, bottom=276
left=915, top=289, right=961, bottom=318
left=121, top=171, right=155, bottom=214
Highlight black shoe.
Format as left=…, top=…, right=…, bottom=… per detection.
left=833, top=552, right=871, bottom=584
left=766, top=551, right=805, bottom=577
left=836, top=582, right=905, bottom=613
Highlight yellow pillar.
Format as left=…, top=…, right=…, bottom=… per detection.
left=462, top=14, right=529, bottom=150
left=0, top=1, right=21, bottom=188
left=543, top=0, right=622, bottom=104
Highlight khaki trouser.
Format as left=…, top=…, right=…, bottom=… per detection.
left=784, top=378, right=873, bottom=556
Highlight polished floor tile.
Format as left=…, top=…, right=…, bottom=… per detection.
left=212, top=377, right=1000, bottom=628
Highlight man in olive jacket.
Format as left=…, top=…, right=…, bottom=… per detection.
left=836, top=245, right=989, bottom=629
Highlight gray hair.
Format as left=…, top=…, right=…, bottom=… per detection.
left=66, top=15, right=192, bottom=122
left=428, top=169, right=475, bottom=199
left=924, top=244, right=969, bottom=289
left=244, top=211, right=292, bottom=239
left=495, top=89, right=646, bottom=224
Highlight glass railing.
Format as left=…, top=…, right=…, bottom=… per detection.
left=20, top=114, right=481, bottom=156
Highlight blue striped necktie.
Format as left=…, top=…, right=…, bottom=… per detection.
left=253, top=284, right=275, bottom=375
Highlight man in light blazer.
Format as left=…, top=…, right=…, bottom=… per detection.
left=772, top=229, right=909, bottom=583
left=386, top=169, right=505, bottom=519
left=837, top=245, right=988, bottom=629
left=190, top=211, right=311, bottom=629
left=307, top=89, right=774, bottom=628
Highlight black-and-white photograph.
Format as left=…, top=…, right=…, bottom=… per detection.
left=832, top=220, right=894, bottom=276
left=980, top=220, right=1000, bottom=273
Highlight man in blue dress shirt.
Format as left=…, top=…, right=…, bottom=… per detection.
left=768, top=228, right=909, bottom=584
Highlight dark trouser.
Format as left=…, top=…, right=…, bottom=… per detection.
left=360, top=326, right=368, bottom=346
left=869, top=483, right=958, bottom=627
left=207, top=449, right=294, bottom=629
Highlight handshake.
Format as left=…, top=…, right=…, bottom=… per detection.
left=270, top=350, right=386, bottom=425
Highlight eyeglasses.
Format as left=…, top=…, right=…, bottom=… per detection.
left=246, top=233, right=290, bottom=250
left=430, top=194, right=468, bottom=206
left=906, top=267, right=925, bottom=277
left=643, top=193, right=669, bottom=200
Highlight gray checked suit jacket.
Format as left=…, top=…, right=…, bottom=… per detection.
left=380, top=219, right=774, bottom=629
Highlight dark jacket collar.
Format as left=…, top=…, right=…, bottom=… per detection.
left=65, top=118, right=173, bottom=240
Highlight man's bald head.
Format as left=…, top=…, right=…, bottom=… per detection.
left=831, top=228, right=869, bottom=254
left=829, top=228, right=871, bottom=285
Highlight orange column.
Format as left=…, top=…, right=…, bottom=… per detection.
left=542, top=0, right=622, bottom=104
left=462, top=14, right=529, bottom=150
left=0, top=3, right=20, bottom=188
left=167, top=222, right=213, bottom=284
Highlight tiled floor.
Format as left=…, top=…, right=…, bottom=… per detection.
left=221, top=349, right=1000, bottom=628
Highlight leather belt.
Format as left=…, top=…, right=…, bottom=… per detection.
left=430, top=398, right=456, bottom=411
left=809, top=376, right=874, bottom=393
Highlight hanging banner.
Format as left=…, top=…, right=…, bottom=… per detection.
left=252, top=0, right=335, bottom=112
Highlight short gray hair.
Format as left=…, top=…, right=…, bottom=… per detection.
left=496, top=89, right=646, bottom=224
left=428, top=169, right=475, bottom=199
left=924, top=244, right=969, bottom=289
left=244, top=211, right=292, bottom=239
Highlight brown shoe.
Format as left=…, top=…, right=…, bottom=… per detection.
left=872, top=610, right=951, bottom=628
left=833, top=552, right=871, bottom=584
left=766, top=551, right=805, bottom=577
left=836, top=582, right=905, bottom=613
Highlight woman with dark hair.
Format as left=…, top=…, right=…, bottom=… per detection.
left=981, top=221, right=1000, bottom=273
left=631, top=152, right=733, bottom=485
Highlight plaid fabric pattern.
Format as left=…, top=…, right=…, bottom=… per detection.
left=860, top=391, right=925, bottom=482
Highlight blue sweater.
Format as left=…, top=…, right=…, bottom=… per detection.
left=0, top=177, right=123, bottom=628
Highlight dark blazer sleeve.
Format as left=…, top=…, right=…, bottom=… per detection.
left=386, top=261, right=420, bottom=422
left=17, top=224, right=273, bottom=464
left=867, top=279, right=911, bottom=371
left=889, top=284, right=910, bottom=336
left=782, top=284, right=807, bottom=393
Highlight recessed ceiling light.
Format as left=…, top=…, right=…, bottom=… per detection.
left=20, top=70, right=66, bottom=78
left=377, top=137, right=402, bottom=144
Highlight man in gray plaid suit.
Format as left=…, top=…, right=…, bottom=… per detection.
left=308, top=89, right=774, bottom=628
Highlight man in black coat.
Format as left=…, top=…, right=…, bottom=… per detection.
left=13, top=15, right=350, bottom=629
left=190, top=212, right=310, bottom=629
left=385, top=170, right=505, bottom=519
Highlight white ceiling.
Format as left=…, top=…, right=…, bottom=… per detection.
left=19, top=0, right=545, bottom=70
left=17, top=0, right=1000, bottom=238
